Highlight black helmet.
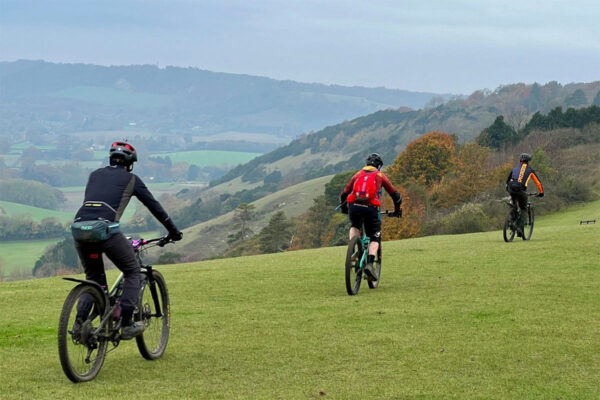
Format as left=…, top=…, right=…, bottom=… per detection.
left=519, top=153, right=532, bottom=163
left=366, top=153, right=383, bottom=169
left=109, top=141, right=138, bottom=165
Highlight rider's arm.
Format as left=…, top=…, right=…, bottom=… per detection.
left=528, top=171, right=544, bottom=194
left=380, top=173, right=402, bottom=210
left=132, top=175, right=182, bottom=238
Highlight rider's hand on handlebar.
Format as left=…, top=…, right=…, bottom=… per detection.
left=537, top=192, right=544, bottom=198
left=390, top=209, right=402, bottom=218
left=169, top=231, right=183, bottom=242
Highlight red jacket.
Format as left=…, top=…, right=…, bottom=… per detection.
left=343, top=166, right=398, bottom=207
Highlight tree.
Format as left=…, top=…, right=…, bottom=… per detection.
left=233, top=203, right=255, bottom=240
left=476, top=116, right=519, bottom=149
left=565, top=89, right=587, bottom=107
left=593, top=90, right=600, bottom=106
left=259, top=211, right=294, bottom=253
left=387, top=131, right=457, bottom=186
left=290, top=195, right=333, bottom=249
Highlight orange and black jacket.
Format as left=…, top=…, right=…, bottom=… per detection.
left=342, top=166, right=401, bottom=207
left=506, top=163, right=544, bottom=193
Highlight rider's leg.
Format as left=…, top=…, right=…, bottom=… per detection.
left=74, top=240, right=107, bottom=321
left=363, top=207, right=382, bottom=280
left=102, top=233, right=141, bottom=326
left=368, top=241, right=379, bottom=257
left=515, top=191, right=528, bottom=232
left=348, top=204, right=362, bottom=240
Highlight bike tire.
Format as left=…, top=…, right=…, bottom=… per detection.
left=58, top=284, right=108, bottom=383
left=345, top=236, right=363, bottom=295
left=136, top=269, right=170, bottom=360
left=523, top=205, right=534, bottom=240
left=368, top=245, right=382, bottom=289
left=503, top=212, right=515, bottom=242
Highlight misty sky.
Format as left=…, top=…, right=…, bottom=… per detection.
left=1, top=0, right=599, bottom=94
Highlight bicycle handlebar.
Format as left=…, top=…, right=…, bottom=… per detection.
left=131, top=236, right=174, bottom=251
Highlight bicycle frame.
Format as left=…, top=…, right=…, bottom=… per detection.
left=64, top=236, right=169, bottom=343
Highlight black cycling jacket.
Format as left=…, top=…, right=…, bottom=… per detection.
left=74, top=165, right=177, bottom=233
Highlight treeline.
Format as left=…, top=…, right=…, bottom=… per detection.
left=0, top=216, right=66, bottom=240
left=0, top=179, right=65, bottom=209
left=477, top=105, right=600, bottom=149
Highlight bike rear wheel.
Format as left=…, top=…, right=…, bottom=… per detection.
left=58, top=284, right=108, bottom=383
left=345, top=236, right=363, bottom=295
left=522, top=205, right=534, bottom=240
left=503, top=211, right=515, bottom=242
left=367, top=245, right=382, bottom=289
left=136, top=269, right=170, bottom=360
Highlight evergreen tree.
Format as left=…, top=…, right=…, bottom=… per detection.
left=233, top=203, right=255, bottom=240
left=565, top=89, right=587, bottom=107
left=593, top=90, right=600, bottom=106
left=476, top=116, right=519, bottom=149
left=259, top=211, right=294, bottom=253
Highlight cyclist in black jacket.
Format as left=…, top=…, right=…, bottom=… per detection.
left=72, top=141, right=182, bottom=340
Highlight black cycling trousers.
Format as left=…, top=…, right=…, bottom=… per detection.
left=75, top=232, right=141, bottom=314
left=509, top=190, right=528, bottom=227
left=348, top=203, right=381, bottom=243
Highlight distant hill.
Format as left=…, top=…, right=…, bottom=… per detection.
left=0, top=60, right=451, bottom=151
left=212, top=81, right=600, bottom=187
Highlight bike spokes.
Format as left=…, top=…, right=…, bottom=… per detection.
left=58, top=285, right=108, bottom=383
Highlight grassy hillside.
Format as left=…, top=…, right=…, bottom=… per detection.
left=0, top=201, right=73, bottom=223
left=0, top=201, right=598, bottom=399
left=177, top=175, right=333, bottom=260
left=0, top=238, right=60, bottom=279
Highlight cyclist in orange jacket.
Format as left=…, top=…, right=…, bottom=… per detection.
left=506, top=153, right=544, bottom=237
left=340, top=153, right=402, bottom=281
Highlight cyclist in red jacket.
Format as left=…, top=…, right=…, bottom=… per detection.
left=340, top=153, right=402, bottom=281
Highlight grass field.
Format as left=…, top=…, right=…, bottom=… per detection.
left=0, top=201, right=73, bottom=223
left=0, top=238, right=60, bottom=279
left=0, top=201, right=598, bottom=399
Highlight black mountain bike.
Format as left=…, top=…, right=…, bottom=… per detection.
left=503, top=193, right=537, bottom=242
left=58, top=236, right=174, bottom=383
left=345, top=210, right=397, bottom=295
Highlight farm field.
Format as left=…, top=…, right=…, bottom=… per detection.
left=0, top=238, right=60, bottom=279
left=0, top=201, right=73, bottom=223
left=0, top=201, right=598, bottom=398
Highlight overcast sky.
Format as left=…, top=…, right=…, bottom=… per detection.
left=1, top=0, right=599, bottom=94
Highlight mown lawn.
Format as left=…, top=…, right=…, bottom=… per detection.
left=0, top=201, right=598, bottom=399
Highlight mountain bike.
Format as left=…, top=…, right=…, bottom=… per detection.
left=58, top=236, right=174, bottom=383
left=503, top=193, right=537, bottom=242
left=345, top=210, right=398, bottom=295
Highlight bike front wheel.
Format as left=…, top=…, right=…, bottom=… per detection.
left=136, top=269, right=170, bottom=360
left=58, top=284, right=108, bottom=383
left=345, top=236, right=363, bottom=295
left=522, top=206, right=534, bottom=240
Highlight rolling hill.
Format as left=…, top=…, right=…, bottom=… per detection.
left=0, top=60, right=450, bottom=152
left=0, top=200, right=598, bottom=399
left=212, top=81, right=600, bottom=188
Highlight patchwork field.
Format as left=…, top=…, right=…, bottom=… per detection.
left=0, top=201, right=598, bottom=398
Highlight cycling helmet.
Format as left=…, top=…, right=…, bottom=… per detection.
left=109, top=141, right=137, bottom=165
left=519, top=153, right=532, bottom=163
left=366, top=153, right=383, bottom=169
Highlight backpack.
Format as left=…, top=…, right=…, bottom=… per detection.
left=351, top=170, right=378, bottom=205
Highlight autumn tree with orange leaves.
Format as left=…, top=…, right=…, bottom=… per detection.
left=387, top=132, right=458, bottom=186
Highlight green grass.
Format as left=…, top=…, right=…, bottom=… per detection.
left=151, top=150, right=262, bottom=167
left=0, top=201, right=73, bottom=223
left=0, top=201, right=599, bottom=398
left=0, top=238, right=59, bottom=278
